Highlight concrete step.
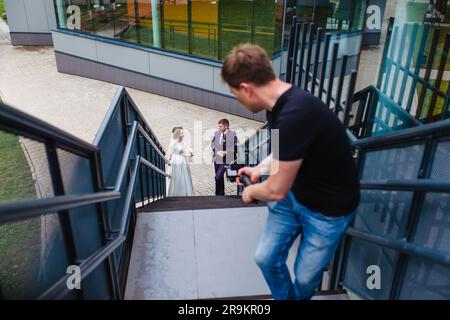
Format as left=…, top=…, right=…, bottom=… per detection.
left=125, top=205, right=301, bottom=300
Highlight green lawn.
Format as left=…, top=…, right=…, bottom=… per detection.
left=0, top=128, right=41, bottom=299
left=0, top=0, right=6, bottom=22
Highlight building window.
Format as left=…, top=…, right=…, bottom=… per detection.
left=54, top=0, right=283, bottom=61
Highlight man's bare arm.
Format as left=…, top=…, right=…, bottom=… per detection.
left=242, top=157, right=303, bottom=203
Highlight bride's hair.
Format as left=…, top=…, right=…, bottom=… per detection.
left=172, top=126, right=183, bottom=140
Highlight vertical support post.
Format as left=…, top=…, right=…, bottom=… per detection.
left=343, top=71, right=358, bottom=128
left=319, top=33, right=331, bottom=101
left=416, top=28, right=440, bottom=120
left=303, top=24, right=315, bottom=91
left=377, top=17, right=394, bottom=88
left=428, top=33, right=450, bottom=121
left=290, top=22, right=301, bottom=84
left=45, top=142, right=83, bottom=299
left=217, top=0, right=222, bottom=60
left=160, top=0, right=165, bottom=49
left=406, top=24, right=430, bottom=113
left=90, top=151, right=121, bottom=299
left=187, top=0, right=193, bottom=54
left=151, top=0, right=161, bottom=48
left=134, top=0, right=141, bottom=43
left=56, top=0, right=66, bottom=28
left=311, top=28, right=322, bottom=96
left=137, top=135, right=145, bottom=206
left=397, top=24, right=419, bottom=107
left=326, top=42, right=339, bottom=109
left=334, top=55, right=349, bottom=115
left=286, top=16, right=298, bottom=83
left=297, top=23, right=309, bottom=87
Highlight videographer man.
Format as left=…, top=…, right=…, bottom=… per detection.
left=221, top=44, right=360, bottom=300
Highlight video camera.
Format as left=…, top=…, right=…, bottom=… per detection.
left=226, top=161, right=245, bottom=183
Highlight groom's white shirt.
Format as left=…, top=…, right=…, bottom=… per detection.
left=219, top=129, right=228, bottom=145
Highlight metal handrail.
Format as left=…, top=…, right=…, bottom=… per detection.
left=0, top=102, right=98, bottom=157
left=0, top=87, right=169, bottom=299
left=111, top=121, right=138, bottom=191
left=346, top=228, right=450, bottom=268
left=0, top=191, right=120, bottom=224
left=241, top=108, right=450, bottom=295
left=37, top=235, right=126, bottom=300
left=360, top=179, right=450, bottom=193
left=37, top=153, right=170, bottom=300
left=353, top=118, right=450, bottom=148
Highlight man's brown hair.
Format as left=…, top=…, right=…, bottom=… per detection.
left=221, top=44, right=276, bottom=89
left=218, top=119, right=229, bottom=127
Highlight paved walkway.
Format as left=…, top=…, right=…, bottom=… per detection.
left=0, top=21, right=262, bottom=196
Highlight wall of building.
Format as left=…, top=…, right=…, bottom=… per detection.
left=4, top=0, right=56, bottom=45
left=52, top=29, right=268, bottom=122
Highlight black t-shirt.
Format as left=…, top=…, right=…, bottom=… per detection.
left=267, top=85, right=360, bottom=216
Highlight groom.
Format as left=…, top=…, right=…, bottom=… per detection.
left=211, top=119, right=239, bottom=196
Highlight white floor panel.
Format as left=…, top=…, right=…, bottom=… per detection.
left=125, top=207, right=300, bottom=300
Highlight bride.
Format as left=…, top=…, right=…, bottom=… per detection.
left=167, top=127, right=194, bottom=196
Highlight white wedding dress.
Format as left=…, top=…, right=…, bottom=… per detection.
left=167, top=140, right=194, bottom=197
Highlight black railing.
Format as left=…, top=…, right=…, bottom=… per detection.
left=241, top=114, right=450, bottom=299
left=0, top=87, right=169, bottom=299
left=349, top=85, right=423, bottom=139
left=285, top=19, right=358, bottom=127
left=351, top=18, right=450, bottom=139
left=336, top=118, right=450, bottom=299
left=378, top=19, right=450, bottom=124
left=287, top=18, right=450, bottom=140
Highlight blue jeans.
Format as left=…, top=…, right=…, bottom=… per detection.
left=255, top=192, right=354, bottom=300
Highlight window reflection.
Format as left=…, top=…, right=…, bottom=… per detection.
left=283, top=0, right=367, bottom=46
left=54, top=0, right=282, bottom=61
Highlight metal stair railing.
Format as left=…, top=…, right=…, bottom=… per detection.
left=0, top=86, right=169, bottom=300
left=240, top=107, right=450, bottom=298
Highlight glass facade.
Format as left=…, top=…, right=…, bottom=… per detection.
left=54, top=0, right=284, bottom=61
left=283, top=0, right=367, bottom=46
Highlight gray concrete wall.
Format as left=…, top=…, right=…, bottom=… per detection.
left=52, top=30, right=268, bottom=122
left=5, top=0, right=56, bottom=45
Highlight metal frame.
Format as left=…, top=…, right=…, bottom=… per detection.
left=0, top=87, right=169, bottom=300
left=285, top=21, right=359, bottom=123
left=240, top=94, right=450, bottom=298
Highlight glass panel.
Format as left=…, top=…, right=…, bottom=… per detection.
left=0, top=133, right=54, bottom=202
left=400, top=257, right=450, bottom=300
left=0, top=132, right=38, bottom=202
left=354, top=190, right=414, bottom=238
left=343, top=239, right=398, bottom=300
left=273, top=0, right=284, bottom=53
left=362, top=144, right=425, bottom=181
left=162, top=0, right=189, bottom=54
left=57, top=149, right=95, bottom=194
left=191, top=0, right=218, bottom=59
left=253, top=0, right=277, bottom=57
left=399, top=192, right=450, bottom=300
left=54, top=0, right=281, bottom=61
left=0, top=213, right=75, bottom=299
left=290, top=0, right=366, bottom=32
left=219, top=0, right=254, bottom=60
left=91, top=0, right=116, bottom=38
left=430, top=140, right=450, bottom=180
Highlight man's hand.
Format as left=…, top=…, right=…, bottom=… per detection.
left=237, top=166, right=260, bottom=186
left=241, top=186, right=254, bottom=204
